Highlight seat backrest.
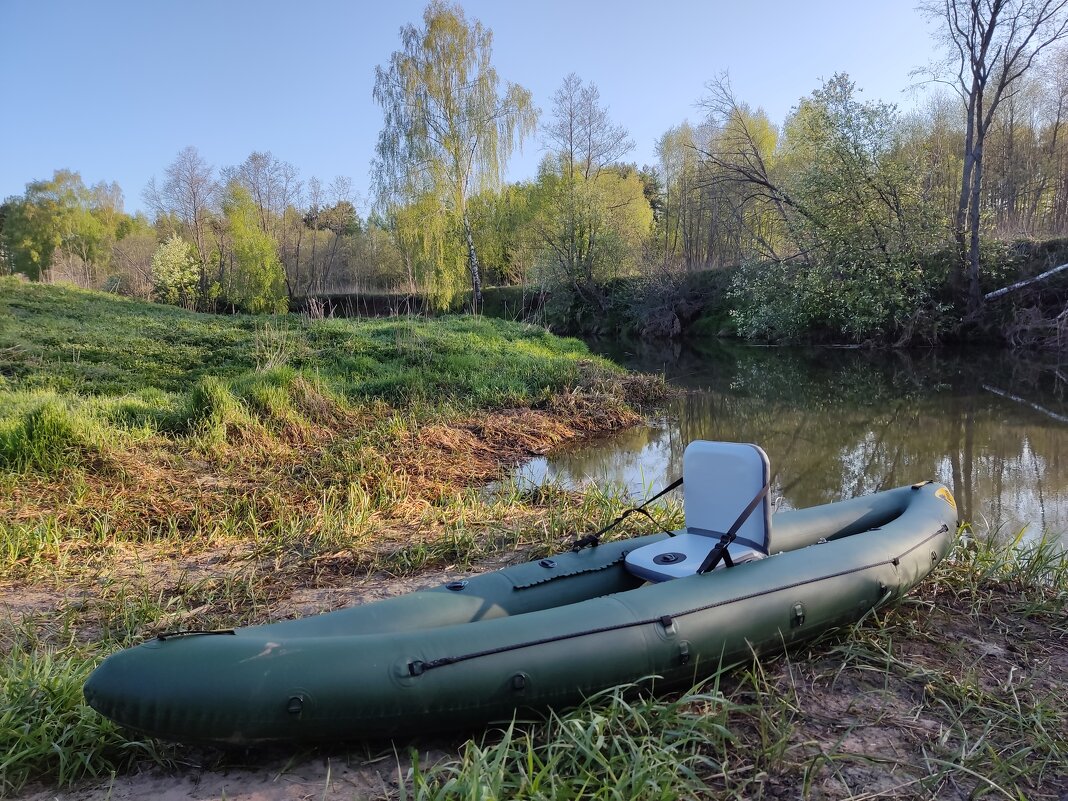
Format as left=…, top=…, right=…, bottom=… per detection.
left=684, top=441, right=771, bottom=555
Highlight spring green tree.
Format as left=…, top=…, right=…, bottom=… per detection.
left=0, top=171, right=112, bottom=283
left=532, top=160, right=652, bottom=311
left=373, top=1, right=537, bottom=310
left=708, top=75, right=944, bottom=342
left=151, top=233, right=200, bottom=309
left=468, top=182, right=538, bottom=285
left=532, top=75, right=651, bottom=315
left=221, top=184, right=287, bottom=313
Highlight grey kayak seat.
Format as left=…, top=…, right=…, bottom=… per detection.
left=625, top=441, right=772, bottom=582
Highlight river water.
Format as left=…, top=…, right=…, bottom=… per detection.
left=514, top=340, right=1068, bottom=546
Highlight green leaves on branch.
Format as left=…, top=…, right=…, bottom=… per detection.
left=373, top=1, right=537, bottom=309
left=0, top=170, right=119, bottom=284
left=151, top=234, right=200, bottom=309
left=220, top=185, right=287, bottom=314
left=531, top=159, right=653, bottom=310
left=717, top=75, right=948, bottom=342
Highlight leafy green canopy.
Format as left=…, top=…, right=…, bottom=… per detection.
left=373, top=1, right=537, bottom=309
left=1, top=171, right=119, bottom=282
left=220, top=184, right=287, bottom=314
left=727, top=75, right=946, bottom=342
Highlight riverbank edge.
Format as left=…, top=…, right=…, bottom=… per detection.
left=0, top=280, right=677, bottom=796
left=296, top=237, right=1068, bottom=349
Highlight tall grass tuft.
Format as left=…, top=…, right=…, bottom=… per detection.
left=182, top=375, right=255, bottom=445
left=404, top=682, right=737, bottom=801
left=0, top=400, right=90, bottom=474
left=951, top=525, right=1068, bottom=603
left=0, top=647, right=160, bottom=795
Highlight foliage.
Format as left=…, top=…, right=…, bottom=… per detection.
left=150, top=233, right=200, bottom=309
left=469, top=182, right=538, bottom=285
left=6, top=7, right=1068, bottom=342
left=221, top=184, right=287, bottom=313
left=373, top=1, right=537, bottom=308
left=920, top=0, right=1068, bottom=310
left=658, top=104, right=781, bottom=268
left=532, top=159, right=653, bottom=315
left=390, top=191, right=467, bottom=310
left=0, top=170, right=116, bottom=284
left=527, top=75, right=652, bottom=321
left=725, top=75, right=947, bottom=342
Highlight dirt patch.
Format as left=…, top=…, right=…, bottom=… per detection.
left=18, top=749, right=413, bottom=801
left=748, top=586, right=1068, bottom=801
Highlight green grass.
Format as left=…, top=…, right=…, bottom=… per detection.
left=0, top=279, right=659, bottom=570
left=0, top=642, right=161, bottom=795
left=404, top=683, right=738, bottom=801
left=0, top=279, right=600, bottom=405
left=0, top=278, right=621, bottom=478
left=0, top=479, right=683, bottom=796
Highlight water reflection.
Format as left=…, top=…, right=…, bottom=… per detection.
left=516, top=341, right=1068, bottom=544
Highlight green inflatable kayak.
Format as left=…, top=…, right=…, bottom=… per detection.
left=84, top=441, right=959, bottom=745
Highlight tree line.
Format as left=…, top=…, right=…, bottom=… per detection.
left=2, top=0, right=1068, bottom=344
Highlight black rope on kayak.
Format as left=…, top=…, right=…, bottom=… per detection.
left=570, top=477, right=684, bottom=552
left=405, top=523, right=951, bottom=677
left=695, top=481, right=771, bottom=574
left=156, top=629, right=236, bottom=641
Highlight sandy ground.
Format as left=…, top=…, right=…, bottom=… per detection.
left=21, top=755, right=404, bottom=801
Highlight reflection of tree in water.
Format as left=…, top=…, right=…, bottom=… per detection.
left=548, top=340, right=1068, bottom=538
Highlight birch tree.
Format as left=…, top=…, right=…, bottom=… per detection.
left=373, top=1, right=537, bottom=310
left=143, top=147, right=218, bottom=288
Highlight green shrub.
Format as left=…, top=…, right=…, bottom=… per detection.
left=0, top=401, right=88, bottom=474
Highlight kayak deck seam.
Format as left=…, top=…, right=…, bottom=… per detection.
left=511, top=555, right=625, bottom=589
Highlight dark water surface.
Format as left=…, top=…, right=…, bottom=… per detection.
left=515, top=340, right=1068, bottom=545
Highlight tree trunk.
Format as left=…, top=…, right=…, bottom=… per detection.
left=462, top=212, right=483, bottom=313
left=967, top=142, right=985, bottom=312
left=956, top=103, right=977, bottom=293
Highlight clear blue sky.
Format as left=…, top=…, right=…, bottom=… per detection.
left=0, top=0, right=938, bottom=215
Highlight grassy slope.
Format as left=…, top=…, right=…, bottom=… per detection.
left=0, top=279, right=657, bottom=517
left=0, top=277, right=624, bottom=407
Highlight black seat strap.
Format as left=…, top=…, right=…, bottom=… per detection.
left=696, top=481, right=770, bottom=574
left=571, top=477, right=684, bottom=551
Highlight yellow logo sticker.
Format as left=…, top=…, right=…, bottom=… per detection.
left=936, top=487, right=957, bottom=512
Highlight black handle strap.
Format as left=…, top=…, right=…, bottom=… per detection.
left=571, top=477, right=684, bottom=551
left=696, top=481, right=770, bottom=573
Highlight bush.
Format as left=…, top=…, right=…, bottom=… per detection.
left=728, top=255, right=947, bottom=344
left=0, top=401, right=89, bottom=474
